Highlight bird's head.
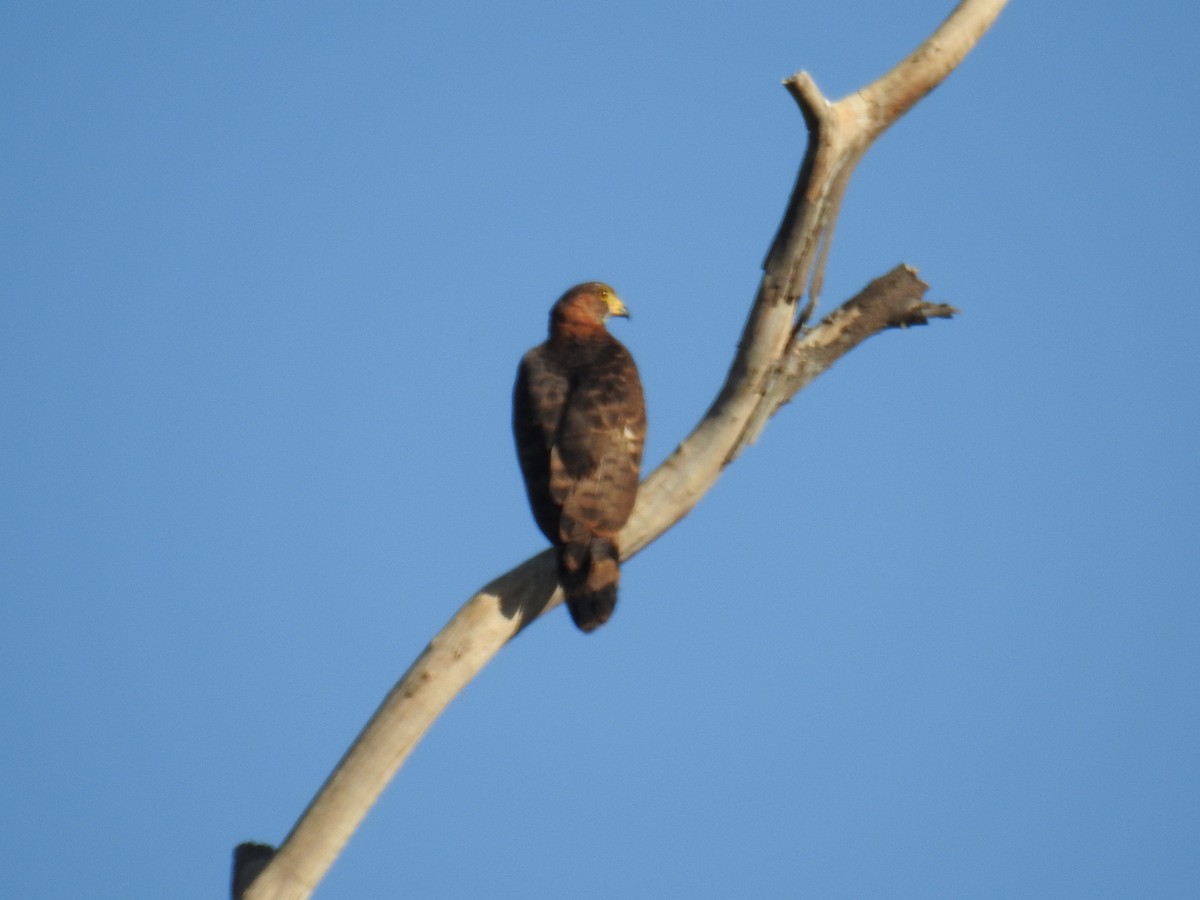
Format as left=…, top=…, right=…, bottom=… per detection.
left=549, top=282, right=629, bottom=336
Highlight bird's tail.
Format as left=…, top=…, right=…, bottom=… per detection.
left=558, top=536, right=620, bottom=632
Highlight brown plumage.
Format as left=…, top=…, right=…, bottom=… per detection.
left=513, top=282, right=647, bottom=632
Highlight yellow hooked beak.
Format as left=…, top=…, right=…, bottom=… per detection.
left=604, top=293, right=630, bottom=319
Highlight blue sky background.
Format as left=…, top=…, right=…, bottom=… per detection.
left=3, top=2, right=1198, bottom=897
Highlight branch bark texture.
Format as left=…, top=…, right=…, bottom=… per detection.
left=237, top=2, right=1005, bottom=897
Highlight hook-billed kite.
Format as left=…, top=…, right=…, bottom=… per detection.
left=513, top=282, right=647, bottom=632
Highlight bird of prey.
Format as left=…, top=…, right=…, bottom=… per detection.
left=513, top=282, right=647, bottom=632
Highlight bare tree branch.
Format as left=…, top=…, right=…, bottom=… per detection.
left=236, top=2, right=1006, bottom=897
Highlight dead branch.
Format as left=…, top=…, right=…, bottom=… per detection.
left=235, top=2, right=1006, bottom=897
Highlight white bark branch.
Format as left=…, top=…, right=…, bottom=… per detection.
left=236, top=2, right=1006, bottom=897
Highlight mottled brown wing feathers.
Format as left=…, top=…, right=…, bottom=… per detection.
left=553, top=342, right=645, bottom=535
left=513, top=347, right=567, bottom=541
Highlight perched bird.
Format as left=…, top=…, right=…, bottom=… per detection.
left=513, top=282, right=647, bottom=632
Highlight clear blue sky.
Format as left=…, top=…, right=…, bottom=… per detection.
left=3, top=2, right=1198, bottom=897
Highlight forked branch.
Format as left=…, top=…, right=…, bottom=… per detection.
left=236, top=2, right=1006, bottom=897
